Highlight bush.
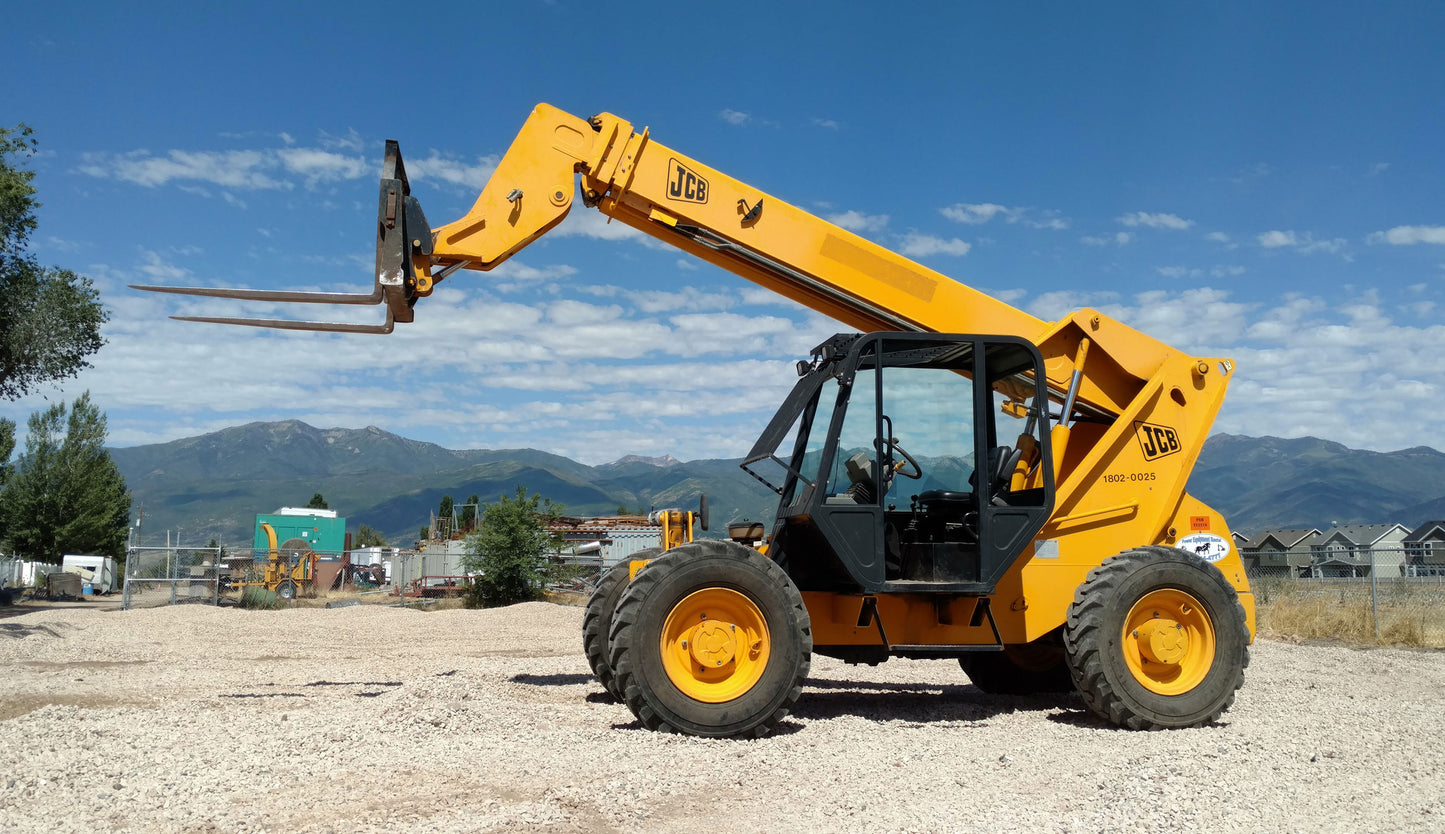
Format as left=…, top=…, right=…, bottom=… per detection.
left=463, top=487, right=564, bottom=608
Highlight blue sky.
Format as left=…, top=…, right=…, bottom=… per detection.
left=3, top=2, right=1444, bottom=464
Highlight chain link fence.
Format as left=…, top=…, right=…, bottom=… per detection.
left=118, top=546, right=451, bottom=609
left=1245, top=548, right=1445, bottom=647
left=122, top=546, right=223, bottom=609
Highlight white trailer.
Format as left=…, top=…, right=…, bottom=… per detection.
left=61, top=554, right=119, bottom=594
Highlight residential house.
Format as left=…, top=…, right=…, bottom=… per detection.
left=1403, top=521, right=1445, bottom=577
left=1306, top=524, right=1410, bottom=578
left=1239, top=528, right=1320, bottom=577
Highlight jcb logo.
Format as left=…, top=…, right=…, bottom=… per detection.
left=1135, top=421, right=1181, bottom=460
left=667, top=159, right=709, bottom=204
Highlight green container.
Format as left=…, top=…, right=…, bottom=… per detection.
left=253, top=510, right=347, bottom=556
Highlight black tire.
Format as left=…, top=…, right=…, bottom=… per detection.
left=275, top=580, right=297, bottom=600
left=1064, top=546, right=1249, bottom=730
left=959, top=634, right=1073, bottom=695
left=582, top=549, right=662, bottom=701
left=609, top=540, right=811, bottom=739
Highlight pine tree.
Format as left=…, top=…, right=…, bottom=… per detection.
left=1, top=393, right=130, bottom=561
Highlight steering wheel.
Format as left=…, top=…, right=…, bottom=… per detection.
left=887, top=438, right=923, bottom=480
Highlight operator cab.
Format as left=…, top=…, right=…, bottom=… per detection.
left=742, top=333, right=1055, bottom=595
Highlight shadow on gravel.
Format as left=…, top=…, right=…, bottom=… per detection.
left=511, top=672, right=594, bottom=687
left=0, top=622, right=69, bottom=639
left=792, top=679, right=1082, bottom=726
left=1044, top=709, right=1230, bottom=731
left=512, top=670, right=1080, bottom=731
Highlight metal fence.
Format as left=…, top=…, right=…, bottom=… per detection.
left=1244, top=548, right=1445, bottom=646
left=122, top=546, right=223, bottom=610
left=117, top=545, right=465, bottom=609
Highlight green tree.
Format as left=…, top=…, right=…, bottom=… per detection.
left=354, top=524, right=387, bottom=548
left=0, top=392, right=130, bottom=562
left=0, top=125, right=107, bottom=400
left=463, top=486, right=564, bottom=608
left=306, top=492, right=329, bottom=510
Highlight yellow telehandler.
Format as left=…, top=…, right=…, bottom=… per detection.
left=138, top=104, right=1253, bottom=737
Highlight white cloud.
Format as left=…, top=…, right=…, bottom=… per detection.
left=940, top=203, right=1069, bottom=230
left=137, top=250, right=191, bottom=281
left=1206, top=232, right=1231, bottom=244
left=1081, top=232, right=1132, bottom=247
left=406, top=150, right=500, bottom=191
left=1257, top=230, right=1348, bottom=255
left=1368, top=225, right=1445, bottom=246
left=76, top=136, right=498, bottom=195
left=81, top=149, right=291, bottom=190
left=942, top=203, right=1009, bottom=224
left=276, top=148, right=369, bottom=185
left=719, top=109, right=750, bottom=126
left=812, top=118, right=840, bottom=130
left=1257, top=230, right=1298, bottom=248
left=826, top=210, right=890, bottom=232
left=1117, top=211, right=1194, bottom=230
left=896, top=233, right=971, bottom=257
left=554, top=208, right=646, bottom=242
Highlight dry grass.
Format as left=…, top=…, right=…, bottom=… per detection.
left=1253, top=578, right=1445, bottom=648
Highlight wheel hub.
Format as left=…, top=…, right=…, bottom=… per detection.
left=661, top=588, right=770, bottom=703
left=689, top=619, right=739, bottom=667
left=1134, top=618, right=1188, bottom=665
left=1121, top=588, right=1216, bottom=696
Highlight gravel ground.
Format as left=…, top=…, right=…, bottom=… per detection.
left=1, top=600, right=1442, bottom=833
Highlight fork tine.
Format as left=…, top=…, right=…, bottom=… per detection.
left=170, top=314, right=395, bottom=335
left=130, top=284, right=385, bottom=306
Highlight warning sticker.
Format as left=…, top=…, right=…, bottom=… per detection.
left=1190, top=516, right=1211, bottom=531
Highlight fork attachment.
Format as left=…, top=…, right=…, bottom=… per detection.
left=131, top=140, right=433, bottom=335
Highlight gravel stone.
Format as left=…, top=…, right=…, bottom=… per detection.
left=1, top=601, right=1442, bottom=832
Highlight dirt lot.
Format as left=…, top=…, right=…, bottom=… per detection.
left=1, top=600, right=1442, bottom=833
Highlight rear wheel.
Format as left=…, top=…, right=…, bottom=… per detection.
left=582, top=548, right=661, bottom=701
left=1064, top=546, right=1248, bottom=729
left=959, top=634, right=1072, bottom=694
left=609, top=540, right=811, bottom=738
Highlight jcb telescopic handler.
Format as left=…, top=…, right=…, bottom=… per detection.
left=138, top=104, right=1253, bottom=738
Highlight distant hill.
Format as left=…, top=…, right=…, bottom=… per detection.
left=1191, top=434, right=1445, bottom=533
left=109, top=421, right=777, bottom=548
left=108, top=422, right=1445, bottom=548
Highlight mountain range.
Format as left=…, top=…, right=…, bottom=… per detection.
left=108, top=421, right=1445, bottom=549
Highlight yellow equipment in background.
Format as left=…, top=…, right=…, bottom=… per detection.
left=139, top=103, right=1255, bottom=738
left=229, top=522, right=316, bottom=600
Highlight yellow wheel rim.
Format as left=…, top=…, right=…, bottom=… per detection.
left=660, top=588, right=771, bottom=703
left=1121, top=589, right=1216, bottom=696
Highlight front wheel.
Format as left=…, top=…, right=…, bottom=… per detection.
left=582, top=549, right=661, bottom=701
left=609, top=541, right=811, bottom=738
left=275, top=580, right=297, bottom=600
left=1064, top=546, right=1249, bottom=730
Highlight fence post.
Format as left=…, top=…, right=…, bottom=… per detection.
left=122, top=548, right=133, bottom=610
left=1371, top=548, right=1379, bottom=640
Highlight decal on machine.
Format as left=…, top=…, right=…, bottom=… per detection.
left=1134, top=421, right=1181, bottom=461
left=1179, top=533, right=1230, bottom=563
left=667, top=158, right=709, bottom=204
